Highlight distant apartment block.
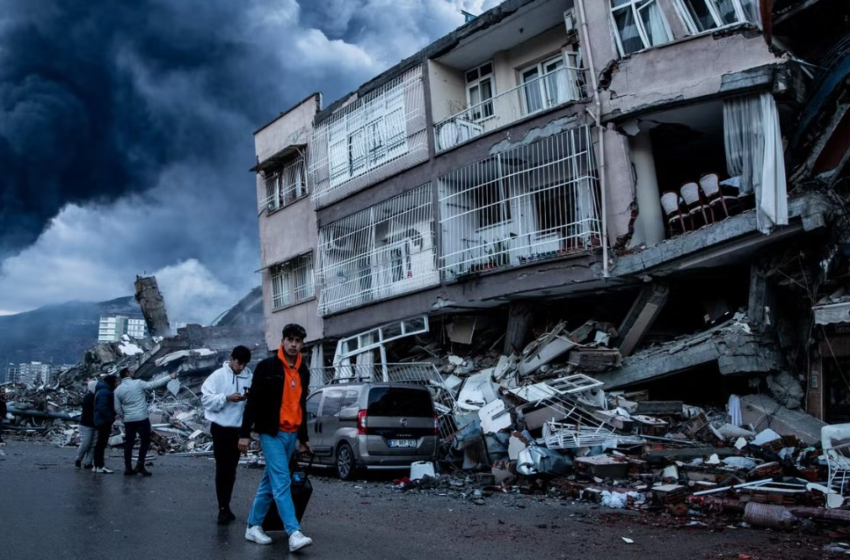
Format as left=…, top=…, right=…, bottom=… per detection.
left=98, top=315, right=148, bottom=343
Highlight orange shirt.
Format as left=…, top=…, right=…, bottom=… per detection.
left=278, top=346, right=303, bottom=433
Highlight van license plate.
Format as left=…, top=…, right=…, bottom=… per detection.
left=388, top=439, right=416, bottom=448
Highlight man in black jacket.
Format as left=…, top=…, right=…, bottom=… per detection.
left=239, top=324, right=313, bottom=553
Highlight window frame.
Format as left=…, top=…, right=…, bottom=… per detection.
left=673, top=0, right=758, bottom=35
left=610, top=0, right=674, bottom=57
left=464, top=61, right=495, bottom=122
left=270, top=252, right=315, bottom=310
left=263, top=155, right=308, bottom=214
left=519, top=54, right=570, bottom=115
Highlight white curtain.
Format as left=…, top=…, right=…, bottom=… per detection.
left=639, top=1, right=670, bottom=47
left=723, top=93, right=788, bottom=234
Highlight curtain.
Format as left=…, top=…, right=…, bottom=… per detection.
left=638, top=1, right=670, bottom=47
left=723, top=93, right=788, bottom=234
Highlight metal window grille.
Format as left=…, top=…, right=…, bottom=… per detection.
left=438, top=125, right=601, bottom=280
left=309, top=67, right=428, bottom=208
left=434, top=52, right=586, bottom=152
left=270, top=253, right=315, bottom=309
left=317, top=184, right=438, bottom=315
left=259, top=155, right=308, bottom=214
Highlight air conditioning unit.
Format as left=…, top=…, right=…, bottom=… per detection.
left=267, top=201, right=278, bottom=212
left=437, top=119, right=484, bottom=151
left=327, top=228, right=354, bottom=253
left=564, top=9, right=576, bottom=33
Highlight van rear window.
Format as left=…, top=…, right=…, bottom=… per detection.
left=367, top=388, right=433, bottom=417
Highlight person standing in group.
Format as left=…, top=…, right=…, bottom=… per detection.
left=201, top=345, right=253, bottom=525
left=0, top=390, right=7, bottom=445
left=114, top=367, right=177, bottom=476
left=240, top=324, right=313, bottom=553
left=74, top=380, right=97, bottom=469
left=92, top=375, right=120, bottom=474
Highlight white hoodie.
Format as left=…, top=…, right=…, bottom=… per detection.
left=201, top=361, right=253, bottom=428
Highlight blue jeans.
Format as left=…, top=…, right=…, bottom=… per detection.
left=247, top=431, right=300, bottom=535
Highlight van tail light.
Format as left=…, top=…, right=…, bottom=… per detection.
left=357, top=409, right=368, bottom=435
left=433, top=413, right=439, bottom=436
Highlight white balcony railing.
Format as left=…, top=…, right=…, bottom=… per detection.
left=438, top=126, right=601, bottom=280
left=434, top=54, right=586, bottom=152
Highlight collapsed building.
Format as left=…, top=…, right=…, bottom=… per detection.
left=246, top=0, right=850, bottom=522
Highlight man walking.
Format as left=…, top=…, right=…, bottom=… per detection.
left=74, top=380, right=97, bottom=469
left=239, top=324, right=313, bottom=552
left=93, top=375, right=120, bottom=473
left=114, top=367, right=177, bottom=476
left=201, top=345, right=253, bottom=525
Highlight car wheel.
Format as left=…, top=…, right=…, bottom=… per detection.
left=335, top=442, right=356, bottom=481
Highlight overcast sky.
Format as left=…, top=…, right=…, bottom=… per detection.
left=0, top=0, right=499, bottom=323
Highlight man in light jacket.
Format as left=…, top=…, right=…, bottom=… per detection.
left=201, top=345, right=252, bottom=525
left=114, top=367, right=177, bottom=476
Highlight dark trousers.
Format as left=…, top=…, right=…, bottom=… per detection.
left=124, top=419, right=152, bottom=469
left=94, top=424, right=112, bottom=468
left=0, top=419, right=4, bottom=442
left=211, top=422, right=241, bottom=510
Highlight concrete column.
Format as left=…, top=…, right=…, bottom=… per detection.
left=628, top=133, right=664, bottom=248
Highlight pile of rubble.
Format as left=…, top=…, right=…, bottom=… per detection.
left=390, top=319, right=848, bottom=532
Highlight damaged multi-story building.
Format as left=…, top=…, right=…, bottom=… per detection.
left=252, top=0, right=850, bottom=423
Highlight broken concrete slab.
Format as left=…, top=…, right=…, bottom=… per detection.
left=617, top=282, right=669, bottom=357
left=596, top=322, right=786, bottom=389
left=740, top=394, right=826, bottom=445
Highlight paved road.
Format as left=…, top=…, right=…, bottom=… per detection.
left=0, top=442, right=832, bottom=559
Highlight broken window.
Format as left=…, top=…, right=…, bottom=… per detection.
left=317, top=185, right=438, bottom=315
left=610, top=0, right=673, bottom=56
left=674, top=0, right=761, bottom=34
left=262, top=154, right=307, bottom=213
left=270, top=252, right=315, bottom=309
left=438, top=126, right=601, bottom=279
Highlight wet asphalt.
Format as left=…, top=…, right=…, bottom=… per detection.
left=0, top=441, right=833, bottom=560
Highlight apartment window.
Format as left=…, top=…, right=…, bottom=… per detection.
left=675, top=0, right=760, bottom=34
left=270, top=253, right=315, bottom=309
left=263, top=155, right=307, bottom=213
left=465, top=62, right=495, bottom=121
left=328, top=81, right=408, bottom=187
left=520, top=54, right=579, bottom=115
left=474, top=179, right=512, bottom=229
left=610, top=0, right=673, bottom=56
left=317, top=185, right=438, bottom=315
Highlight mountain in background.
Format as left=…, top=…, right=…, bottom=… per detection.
left=0, top=296, right=143, bottom=366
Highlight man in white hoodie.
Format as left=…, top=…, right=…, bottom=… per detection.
left=114, top=367, right=178, bottom=476
left=201, top=345, right=252, bottom=525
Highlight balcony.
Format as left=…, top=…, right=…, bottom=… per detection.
left=438, top=125, right=601, bottom=280
left=434, top=54, right=586, bottom=153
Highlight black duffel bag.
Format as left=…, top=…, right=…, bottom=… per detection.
left=262, top=452, right=314, bottom=531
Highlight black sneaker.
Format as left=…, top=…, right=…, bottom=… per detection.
left=217, top=509, right=232, bottom=525
left=75, top=460, right=81, bottom=469
left=124, top=468, right=137, bottom=476
left=83, top=463, right=94, bottom=470
left=134, top=466, right=153, bottom=476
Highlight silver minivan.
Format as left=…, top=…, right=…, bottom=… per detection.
left=304, top=382, right=438, bottom=480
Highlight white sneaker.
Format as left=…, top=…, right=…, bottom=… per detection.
left=95, top=467, right=114, bottom=474
left=288, top=531, right=313, bottom=552
left=244, top=525, right=272, bottom=545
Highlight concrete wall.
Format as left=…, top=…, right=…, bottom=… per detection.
left=579, top=0, right=782, bottom=121
left=261, top=276, right=322, bottom=349
left=254, top=95, right=319, bottom=163
left=428, top=60, right=465, bottom=123
left=254, top=95, right=323, bottom=350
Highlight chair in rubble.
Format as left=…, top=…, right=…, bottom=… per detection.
left=680, top=181, right=713, bottom=228
left=698, top=173, right=737, bottom=220
left=660, top=191, right=687, bottom=237
left=822, top=424, right=850, bottom=507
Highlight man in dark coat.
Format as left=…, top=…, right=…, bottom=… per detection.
left=93, top=375, right=119, bottom=474
left=239, top=324, right=313, bottom=552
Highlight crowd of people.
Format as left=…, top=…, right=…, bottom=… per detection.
left=68, top=323, right=315, bottom=553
